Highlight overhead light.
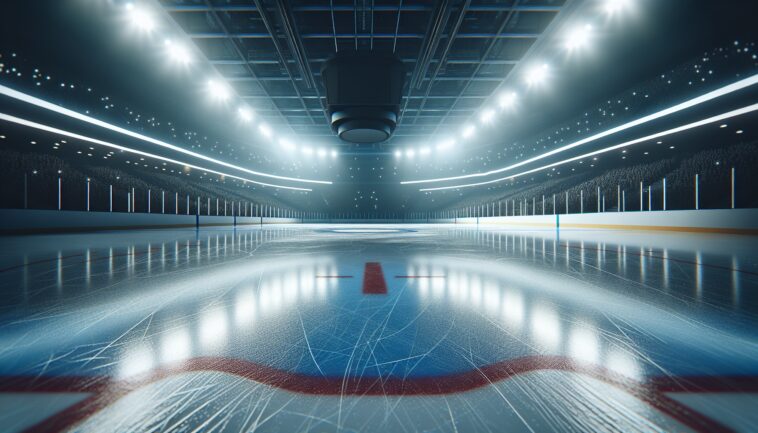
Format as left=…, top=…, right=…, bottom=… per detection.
left=258, top=122, right=272, bottom=138
left=207, top=80, right=230, bottom=101
left=127, top=6, right=155, bottom=32
left=419, top=146, right=431, bottom=156
left=417, top=104, right=758, bottom=191
left=0, top=113, right=313, bottom=191
left=461, top=124, right=476, bottom=139
left=479, top=109, right=495, bottom=124
left=331, top=149, right=338, bottom=158
left=498, top=91, right=517, bottom=109
left=436, top=139, right=455, bottom=150
left=394, top=149, right=402, bottom=158
left=405, top=149, right=415, bottom=158
left=0, top=83, right=331, bottom=185
left=278, top=137, right=295, bottom=151
left=401, top=74, right=758, bottom=185
left=565, top=24, right=592, bottom=51
left=604, top=0, right=628, bottom=15
left=525, top=63, right=549, bottom=86
left=164, top=40, right=191, bottom=65
left=237, top=106, right=254, bottom=123
left=317, top=148, right=327, bottom=158
left=302, top=146, right=313, bottom=155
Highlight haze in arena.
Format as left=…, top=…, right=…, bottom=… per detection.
left=1, top=1, right=757, bottom=432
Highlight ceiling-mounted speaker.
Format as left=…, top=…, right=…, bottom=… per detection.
left=321, top=53, right=406, bottom=144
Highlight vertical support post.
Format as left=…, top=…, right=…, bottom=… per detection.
left=648, top=185, right=652, bottom=211
left=148, top=189, right=151, bottom=213
left=553, top=194, right=556, bottom=215
left=58, top=177, right=61, bottom=210
left=86, top=178, right=90, bottom=211
left=640, top=181, right=643, bottom=211
left=617, top=184, right=620, bottom=212
left=162, top=191, right=165, bottom=214
left=132, top=187, right=135, bottom=213
left=580, top=190, right=583, bottom=214
left=127, top=192, right=131, bottom=213
left=565, top=192, right=568, bottom=214
left=175, top=192, right=178, bottom=214
left=542, top=195, right=545, bottom=215
left=186, top=195, right=189, bottom=215
left=597, top=187, right=600, bottom=213
left=622, top=190, right=626, bottom=212
left=109, top=185, right=113, bottom=212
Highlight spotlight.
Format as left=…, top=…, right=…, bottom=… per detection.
left=498, top=91, right=517, bottom=109
left=394, top=149, right=402, bottom=158
left=479, top=109, right=495, bottom=124
left=436, top=139, right=455, bottom=151
left=237, top=106, right=254, bottom=122
left=278, top=138, right=295, bottom=151
left=604, top=0, right=628, bottom=15
left=461, top=124, right=476, bottom=139
left=164, top=40, right=191, bottom=65
left=207, top=80, right=231, bottom=101
left=302, top=146, right=313, bottom=155
left=258, top=123, right=272, bottom=138
left=405, top=149, right=415, bottom=158
left=419, top=146, right=431, bottom=156
left=317, top=148, right=327, bottom=158
left=127, top=6, right=155, bottom=32
left=565, top=24, right=592, bottom=51
left=525, top=63, right=549, bottom=86
left=331, top=149, right=338, bottom=158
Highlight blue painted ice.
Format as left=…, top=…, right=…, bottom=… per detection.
left=0, top=225, right=756, bottom=432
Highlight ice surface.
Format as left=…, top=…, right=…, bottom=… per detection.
left=0, top=224, right=756, bottom=432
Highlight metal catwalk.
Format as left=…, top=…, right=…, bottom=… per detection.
left=0, top=225, right=756, bottom=432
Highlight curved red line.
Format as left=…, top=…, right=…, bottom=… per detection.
left=7, top=355, right=749, bottom=433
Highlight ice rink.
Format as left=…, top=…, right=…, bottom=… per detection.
left=0, top=224, right=756, bottom=432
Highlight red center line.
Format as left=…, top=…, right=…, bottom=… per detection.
left=395, top=275, right=447, bottom=279
left=362, top=262, right=388, bottom=294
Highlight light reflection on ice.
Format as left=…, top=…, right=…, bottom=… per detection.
left=199, top=306, right=228, bottom=349
left=569, top=322, right=600, bottom=364
left=161, top=326, right=191, bottom=364
left=531, top=303, right=561, bottom=351
left=118, top=343, right=154, bottom=379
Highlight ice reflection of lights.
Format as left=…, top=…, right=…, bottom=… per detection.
left=418, top=265, right=430, bottom=292
left=732, top=256, right=740, bottom=306
left=469, top=276, right=483, bottom=308
left=606, top=349, right=641, bottom=380
left=199, top=307, right=228, bottom=349
left=119, top=343, right=154, bottom=379
left=531, top=303, right=561, bottom=351
left=502, top=288, right=524, bottom=331
left=161, top=326, right=191, bottom=364
left=695, top=252, right=703, bottom=298
left=569, top=323, right=600, bottom=364
left=483, top=281, right=500, bottom=315
left=234, top=290, right=256, bottom=328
